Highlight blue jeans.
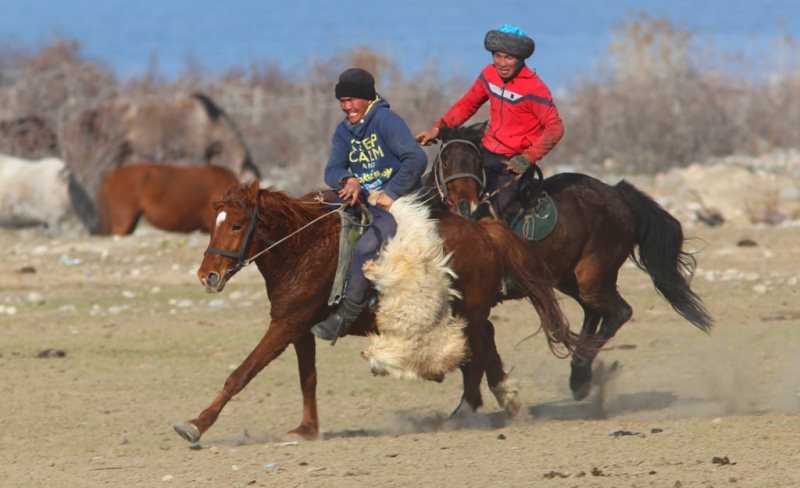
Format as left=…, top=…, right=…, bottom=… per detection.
left=341, top=201, right=398, bottom=304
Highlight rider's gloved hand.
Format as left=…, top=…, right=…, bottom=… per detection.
left=508, top=154, right=532, bottom=174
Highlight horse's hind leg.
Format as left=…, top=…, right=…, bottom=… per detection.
left=569, top=303, right=602, bottom=400
left=451, top=323, right=486, bottom=417
left=483, top=320, right=520, bottom=416
left=569, top=293, right=632, bottom=401
left=96, top=188, right=141, bottom=235
left=106, top=203, right=140, bottom=235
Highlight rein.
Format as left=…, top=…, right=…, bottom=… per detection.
left=204, top=200, right=348, bottom=274
left=433, top=138, right=486, bottom=203
left=435, top=138, right=545, bottom=210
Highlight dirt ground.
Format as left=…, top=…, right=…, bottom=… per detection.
left=1, top=215, right=799, bottom=488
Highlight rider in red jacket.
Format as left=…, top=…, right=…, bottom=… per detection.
left=417, top=24, right=564, bottom=219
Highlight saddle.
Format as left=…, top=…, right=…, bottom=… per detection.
left=327, top=202, right=372, bottom=306
left=505, top=165, right=558, bottom=241
left=507, top=191, right=558, bottom=241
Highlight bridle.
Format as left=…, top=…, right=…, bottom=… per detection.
left=203, top=199, right=347, bottom=275
left=433, top=138, right=486, bottom=204
left=204, top=203, right=272, bottom=275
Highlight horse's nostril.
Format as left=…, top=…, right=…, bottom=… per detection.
left=207, top=272, right=220, bottom=287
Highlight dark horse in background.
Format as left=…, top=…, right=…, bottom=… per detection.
left=95, top=163, right=240, bottom=235
left=174, top=181, right=577, bottom=442
left=434, top=123, right=713, bottom=401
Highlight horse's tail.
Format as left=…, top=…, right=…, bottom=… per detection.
left=66, top=167, right=98, bottom=234
left=615, top=180, right=713, bottom=332
left=480, top=219, right=579, bottom=357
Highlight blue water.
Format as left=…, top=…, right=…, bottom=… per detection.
left=1, top=0, right=797, bottom=93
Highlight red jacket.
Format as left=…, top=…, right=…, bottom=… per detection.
left=437, top=64, right=563, bottom=162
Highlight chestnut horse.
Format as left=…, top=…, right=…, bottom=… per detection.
left=173, top=181, right=576, bottom=442
left=95, top=163, right=240, bottom=235
left=434, top=124, right=713, bottom=401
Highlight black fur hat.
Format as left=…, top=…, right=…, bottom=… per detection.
left=484, top=24, right=535, bottom=60
left=334, top=68, right=376, bottom=100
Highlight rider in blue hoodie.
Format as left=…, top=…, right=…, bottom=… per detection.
left=312, top=68, right=428, bottom=341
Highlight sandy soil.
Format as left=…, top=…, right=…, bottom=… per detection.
left=1, top=218, right=799, bottom=488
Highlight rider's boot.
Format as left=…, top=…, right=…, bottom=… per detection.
left=311, top=297, right=369, bottom=341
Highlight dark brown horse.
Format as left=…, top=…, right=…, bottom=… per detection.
left=173, top=181, right=577, bottom=442
left=95, top=163, right=240, bottom=235
left=434, top=124, right=713, bottom=401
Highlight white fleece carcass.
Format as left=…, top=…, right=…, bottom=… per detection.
left=361, top=193, right=468, bottom=381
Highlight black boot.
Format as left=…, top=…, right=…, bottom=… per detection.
left=311, top=297, right=368, bottom=341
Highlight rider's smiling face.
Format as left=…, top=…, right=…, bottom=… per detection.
left=339, top=97, right=371, bottom=124
left=492, top=51, right=520, bottom=81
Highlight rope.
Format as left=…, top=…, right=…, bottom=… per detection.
left=241, top=203, right=345, bottom=267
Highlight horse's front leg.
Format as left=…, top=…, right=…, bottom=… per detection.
left=287, top=332, right=319, bottom=440
left=173, top=320, right=295, bottom=443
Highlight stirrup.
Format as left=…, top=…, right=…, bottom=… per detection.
left=311, top=312, right=345, bottom=341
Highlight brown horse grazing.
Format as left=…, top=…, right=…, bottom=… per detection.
left=95, top=163, right=240, bottom=235
left=434, top=124, right=713, bottom=401
left=173, top=181, right=576, bottom=442
left=61, top=93, right=260, bottom=207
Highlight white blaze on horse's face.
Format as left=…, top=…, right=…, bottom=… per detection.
left=215, top=211, right=227, bottom=229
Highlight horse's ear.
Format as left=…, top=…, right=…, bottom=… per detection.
left=248, top=179, right=260, bottom=193
left=467, top=121, right=488, bottom=136
left=439, top=124, right=452, bottom=141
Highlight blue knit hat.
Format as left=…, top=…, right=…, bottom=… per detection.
left=484, top=24, right=535, bottom=60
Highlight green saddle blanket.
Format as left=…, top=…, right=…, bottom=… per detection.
left=506, top=191, right=558, bottom=241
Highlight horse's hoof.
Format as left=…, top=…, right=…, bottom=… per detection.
left=173, top=421, right=201, bottom=443
left=571, top=383, right=591, bottom=401
left=570, top=364, right=593, bottom=401
left=424, top=372, right=445, bottom=383
left=505, top=392, right=521, bottom=417
left=287, top=425, right=319, bottom=441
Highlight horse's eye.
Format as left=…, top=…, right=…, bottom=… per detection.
left=232, top=223, right=243, bottom=231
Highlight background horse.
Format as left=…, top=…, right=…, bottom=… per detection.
left=95, top=163, right=240, bottom=235
left=60, top=93, right=260, bottom=217
left=174, top=181, right=577, bottom=442
left=434, top=124, right=713, bottom=401
left=0, top=153, right=90, bottom=233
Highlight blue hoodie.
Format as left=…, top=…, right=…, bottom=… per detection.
left=324, top=97, right=427, bottom=200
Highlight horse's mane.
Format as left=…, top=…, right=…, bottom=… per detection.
left=219, top=183, right=331, bottom=225
left=191, top=92, right=224, bottom=121
left=439, top=122, right=486, bottom=146
left=191, top=92, right=260, bottom=179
